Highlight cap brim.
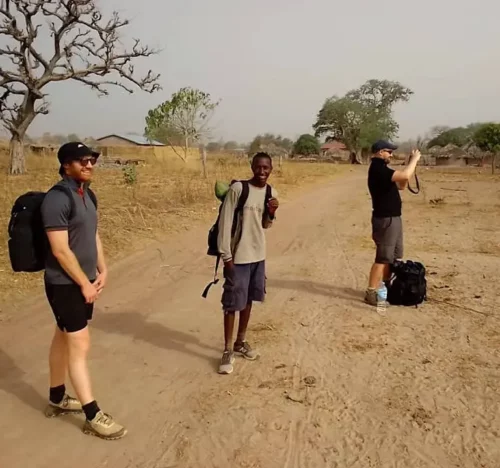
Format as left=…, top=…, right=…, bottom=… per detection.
left=81, top=148, right=100, bottom=158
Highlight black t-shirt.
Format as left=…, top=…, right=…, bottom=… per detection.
left=368, top=158, right=402, bottom=217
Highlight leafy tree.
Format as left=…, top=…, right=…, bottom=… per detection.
left=429, top=125, right=451, bottom=139
left=248, top=133, right=293, bottom=156
left=257, top=143, right=289, bottom=167
left=473, top=123, right=500, bottom=174
left=248, top=136, right=263, bottom=155
left=41, top=132, right=65, bottom=145
left=149, top=125, right=185, bottom=147
left=206, top=141, right=222, bottom=152
left=224, top=140, right=238, bottom=151
left=84, top=136, right=98, bottom=146
left=427, top=123, right=487, bottom=149
left=277, top=136, right=293, bottom=152
left=67, top=133, right=80, bottom=142
left=0, top=0, right=160, bottom=174
left=314, top=96, right=397, bottom=163
left=313, top=79, right=413, bottom=163
left=292, top=134, right=320, bottom=156
left=145, top=87, right=220, bottom=162
left=345, top=79, right=413, bottom=115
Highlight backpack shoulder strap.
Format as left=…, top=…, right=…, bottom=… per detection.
left=49, top=184, right=77, bottom=219
left=265, top=184, right=272, bottom=199
left=87, top=187, right=98, bottom=209
left=265, top=184, right=272, bottom=204
left=236, top=180, right=249, bottom=213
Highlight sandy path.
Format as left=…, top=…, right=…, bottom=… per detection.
left=1, top=167, right=499, bottom=468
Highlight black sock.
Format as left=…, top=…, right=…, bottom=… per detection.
left=49, top=384, right=66, bottom=404
left=82, top=400, right=100, bottom=421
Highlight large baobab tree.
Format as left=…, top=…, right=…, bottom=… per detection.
left=0, top=0, right=161, bottom=174
left=313, top=79, right=413, bottom=164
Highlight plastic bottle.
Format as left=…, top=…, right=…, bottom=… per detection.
left=377, top=282, right=388, bottom=304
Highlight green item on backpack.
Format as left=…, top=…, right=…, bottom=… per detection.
left=214, top=180, right=230, bottom=201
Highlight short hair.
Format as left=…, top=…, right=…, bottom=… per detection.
left=252, top=152, right=272, bottom=166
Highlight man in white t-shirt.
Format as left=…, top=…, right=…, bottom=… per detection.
left=216, top=152, right=279, bottom=374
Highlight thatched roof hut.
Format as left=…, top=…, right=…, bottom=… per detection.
left=434, top=144, right=468, bottom=166
left=461, top=142, right=495, bottom=166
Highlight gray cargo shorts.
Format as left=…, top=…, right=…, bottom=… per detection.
left=221, top=261, right=266, bottom=312
left=371, top=216, right=403, bottom=264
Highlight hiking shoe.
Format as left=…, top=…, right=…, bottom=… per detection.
left=82, top=411, right=127, bottom=440
left=364, top=288, right=379, bottom=307
left=44, top=394, right=83, bottom=418
left=218, top=350, right=235, bottom=375
left=234, top=341, right=259, bottom=361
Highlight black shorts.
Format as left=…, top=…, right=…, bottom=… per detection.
left=371, top=215, right=403, bottom=264
left=45, top=283, right=94, bottom=333
left=221, top=261, right=266, bottom=312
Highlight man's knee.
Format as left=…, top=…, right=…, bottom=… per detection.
left=66, top=327, right=90, bottom=356
left=53, top=325, right=66, bottom=341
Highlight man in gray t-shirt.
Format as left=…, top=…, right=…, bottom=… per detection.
left=42, top=176, right=98, bottom=285
left=40, top=141, right=126, bottom=440
left=216, top=152, right=279, bottom=375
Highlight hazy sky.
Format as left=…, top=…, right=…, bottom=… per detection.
left=4, top=0, right=500, bottom=143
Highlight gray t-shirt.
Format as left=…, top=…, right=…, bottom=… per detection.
left=217, top=182, right=278, bottom=264
left=41, top=177, right=98, bottom=285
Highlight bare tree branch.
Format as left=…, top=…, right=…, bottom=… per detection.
left=0, top=0, right=161, bottom=173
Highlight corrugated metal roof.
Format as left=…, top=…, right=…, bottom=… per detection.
left=96, top=133, right=166, bottom=146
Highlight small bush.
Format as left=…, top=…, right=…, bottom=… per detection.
left=122, top=164, right=137, bottom=185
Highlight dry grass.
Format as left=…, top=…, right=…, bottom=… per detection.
left=351, top=167, right=500, bottom=257
left=0, top=150, right=346, bottom=303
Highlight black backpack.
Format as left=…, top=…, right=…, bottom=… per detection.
left=387, top=260, right=427, bottom=307
left=7, top=185, right=97, bottom=273
left=202, top=179, right=272, bottom=298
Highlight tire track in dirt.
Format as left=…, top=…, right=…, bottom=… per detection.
left=283, top=306, right=328, bottom=468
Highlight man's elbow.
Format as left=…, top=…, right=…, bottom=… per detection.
left=47, top=237, right=70, bottom=259
left=51, top=245, right=70, bottom=260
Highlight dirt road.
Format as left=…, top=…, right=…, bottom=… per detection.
left=1, top=167, right=499, bottom=468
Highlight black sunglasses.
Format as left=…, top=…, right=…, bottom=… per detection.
left=77, top=156, right=98, bottom=166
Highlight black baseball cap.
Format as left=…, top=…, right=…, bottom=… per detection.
left=57, top=141, right=100, bottom=176
left=371, top=140, right=398, bottom=154
left=57, top=141, right=100, bottom=164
